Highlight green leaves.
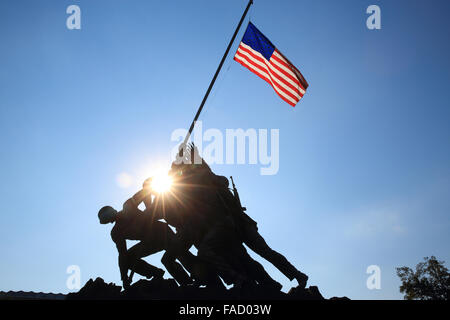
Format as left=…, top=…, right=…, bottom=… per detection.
left=396, top=256, right=450, bottom=300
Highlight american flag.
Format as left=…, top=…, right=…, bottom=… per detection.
left=234, top=22, right=308, bottom=107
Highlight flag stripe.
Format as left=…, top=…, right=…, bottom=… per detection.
left=270, top=57, right=306, bottom=95
left=234, top=52, right=299, bottom=104
left=269, top=55, right=306, bottom=93
left=235, top=47, right=302, bottom=102
left=234, top=57, right=296, bottom=107
left=234, top=53, right=298, bottom=106
left=236, top=43, right=304, bottom=100
left=234, top=54, right=299, bottom=106
left=271, top=52, right=306, bottom=92
left=234, top=55, right=296, bottom=106
left=238, top=43, right=305, bottom=96
left=237, top=47, right=301, bottom=101
left=274, top=49, right=309, bottom=90
left=233, top=22, right=308, bottom=107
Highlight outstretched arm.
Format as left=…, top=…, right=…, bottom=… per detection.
left=141, top=178, right=156, bottom=211
left=140, top=179, right=165, bottom=220
left=123, top=180, right=165, bottom=221
left=121, top=188, right=154, bottom=215
left=129, top=189, right=152, bottom=208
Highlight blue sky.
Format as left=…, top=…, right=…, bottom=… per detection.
left=0, top=0, right=449, bottom=299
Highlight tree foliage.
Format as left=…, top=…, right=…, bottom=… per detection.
left=396, top=256, right=450, bottom=300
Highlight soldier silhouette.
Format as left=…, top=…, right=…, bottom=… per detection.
left=98, top=186, right=194, bottom=289
left=186, top=143, right=309, bottom=289
left=227, top=176, right=309, bottom=288
left=171, top=144, right=284, bottom=290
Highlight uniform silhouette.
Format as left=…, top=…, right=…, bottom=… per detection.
left=142, top=173, right=226, bottom=288
left=228, top=176, right=308, bottom=288
left=169, top=145, right=283, bottom=289
left=99, top=143, right=308, bottom=291
left=98, top=188, right=194, bottom=289
left=185, top=143, right=308, bottom=288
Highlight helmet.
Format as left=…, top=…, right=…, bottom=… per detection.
left=98, top=206, right=117, bottom=224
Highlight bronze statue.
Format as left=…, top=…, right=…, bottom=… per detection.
left=98, top=187, right=194, bottom=289
left=182, top=144, right=308, bottom=288
left=99, top=143, right=308, bottom=291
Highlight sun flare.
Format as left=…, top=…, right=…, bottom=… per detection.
left=150, top=171, right=173, bottom=193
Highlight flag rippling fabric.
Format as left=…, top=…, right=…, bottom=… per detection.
left=234, top=22, right=308, bottom=107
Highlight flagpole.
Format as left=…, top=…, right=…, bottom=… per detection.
left=181, top=0, right=253, bottom=150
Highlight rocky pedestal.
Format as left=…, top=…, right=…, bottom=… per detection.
left=66, top=277, right=349, bottom=300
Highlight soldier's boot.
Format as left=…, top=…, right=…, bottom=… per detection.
left=256, top=248, right=308, bottom=288
left=191, top=271, right=227, bottom=290
left=191, top=261, right=227, bottom=289
left=263, top=279, right=283, bottom=291
left=232, top=274, right=253, bottom=290
left=256, top=272, right=282, bottom=291
left=161, top=253, right=193, bottom=286
left=130, top=259, right=165, bottom=280
left=242, top=255, right=282, bottom=291
left=294, top=271, right=308, bottom=289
